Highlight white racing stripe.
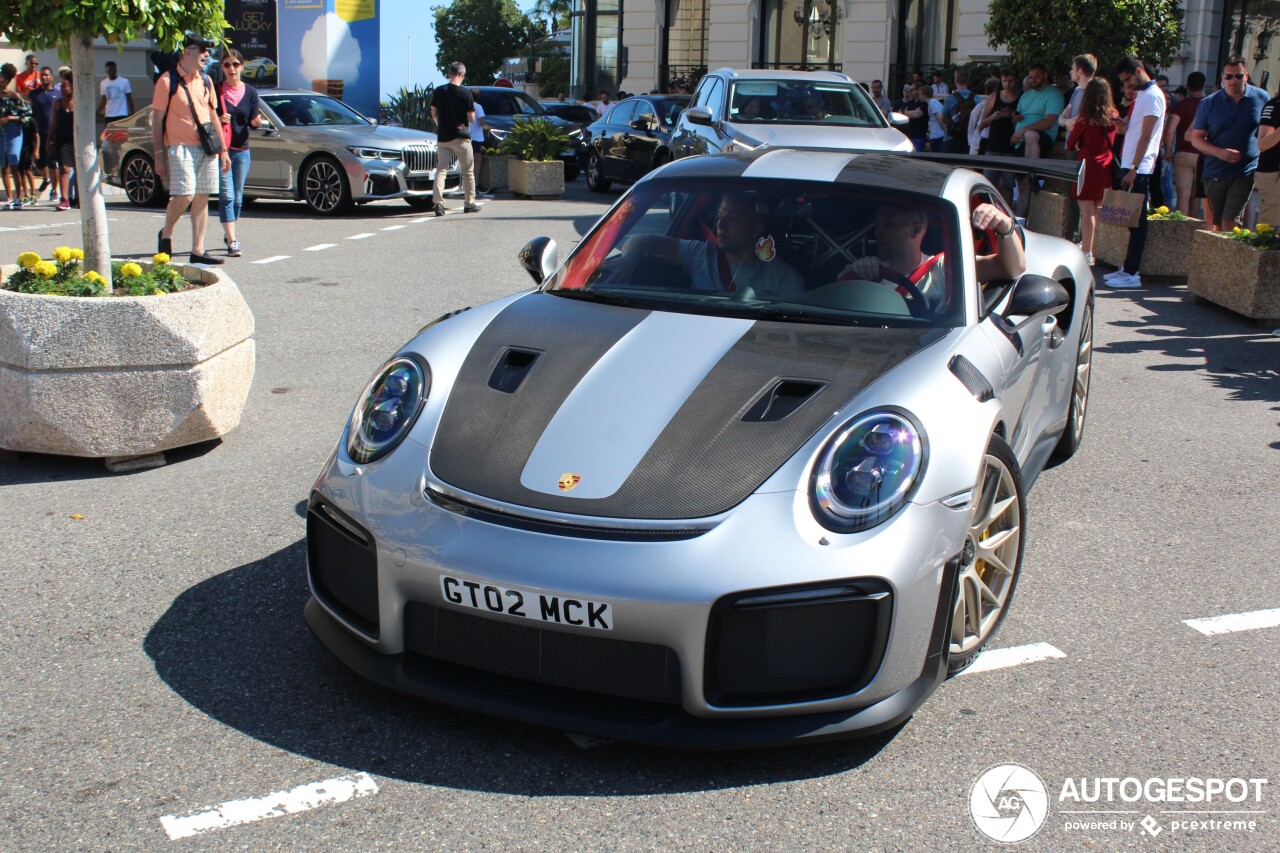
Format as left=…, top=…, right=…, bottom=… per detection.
left=252, top=255, right=290, bottom=265
left=159, top=773, right=378, bottom=840
left=520, top=313, right=754, bottom=498
left=1184, top=608, right=1280, bottom=636
left=958, top=642, right=1067, bottom=676
left=347, top=233, right=375, bottom=240
left=305, top=243, right=337, bottom=251
left=741, top=149, right=858, bottom=182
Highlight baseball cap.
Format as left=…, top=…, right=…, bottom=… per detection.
left=183, top=33, right=213, bottom=49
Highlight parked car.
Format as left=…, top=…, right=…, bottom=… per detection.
left=540, top=101, right=601, bottom=126
left=241, top=57, right=278, bottom=81
left=581, top=94, right=690, bottom=192
left=304, top=147, right=1092, bottom=747
left=101, top=90, right=458, bottom=215
left=471, top=86, right=584, bottom=180
left=670, top=68, right=912, bottom=159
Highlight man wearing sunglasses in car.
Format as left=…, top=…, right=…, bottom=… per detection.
left=1189, top=56, right=1269, bottom=232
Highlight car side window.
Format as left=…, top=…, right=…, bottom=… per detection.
left=703, top=79, right=726, bottom=119
left=633, top=102, right=659, bottom=130
left=610, top=101, right=636, bottom=126
left=692, top=77, right=715, bottom=108
left=972, top=189, right=1017, bottom=315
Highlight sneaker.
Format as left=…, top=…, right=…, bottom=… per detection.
left=158, top=230, right=172, bottom=255
left=1102, top=268, right=1130, bottom=281
left=463, top=204, right=481, bottom=213
left=55, top=200, right=70, bottom=211
left=5, top=199, right=18, bottom=210
left=1105, top=272, right=1141, bottom=289
left=434, top=203, right=446, bottom=217
left=225, top=240, right=242, bottom=257
left=189, top=251, right=225, bottom=265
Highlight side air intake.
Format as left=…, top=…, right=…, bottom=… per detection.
left=488, top=348, right=540, bottom=393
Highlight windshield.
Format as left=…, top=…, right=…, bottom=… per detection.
left=476, top=90, right=544, bottom=117
left=727, top=82, right=884, bottom=128
left=655, top=98, right=688, bottom=125
left=546, top=179, right=963, bottom=328
left=262, top=94, right=367, bottom=126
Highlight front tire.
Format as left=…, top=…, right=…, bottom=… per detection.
left=585, top=151, right=611, bottom=192
left=564, top=163, right=581, bottom=182
left=1050, top=294, right=1093, bottom=462
left=947, top=434, right=1026, bottom=676
left=302, top=155, right=352, bottom=215
left=122, top=153, right=166, bottom=207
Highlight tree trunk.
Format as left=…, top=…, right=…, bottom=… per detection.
left=70, top=33, right=112, bottom=292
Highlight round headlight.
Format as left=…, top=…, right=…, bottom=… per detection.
left=346, top=356, right=429, bottom=464
left=811, top=410, right=927, bottom=532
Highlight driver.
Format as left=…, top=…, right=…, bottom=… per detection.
left=839, top=202, right=1025, bottom=308
left=622, top=192, right=803, bottom=299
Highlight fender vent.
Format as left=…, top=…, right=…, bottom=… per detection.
left=948, top=355, right=994, bottom=402
left=488, top=348, right=540, bottom=393
left=741, top=380, right=826, bottom=422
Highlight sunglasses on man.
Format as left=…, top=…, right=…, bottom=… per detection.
left=1222, top=73, right=1246, bottom=80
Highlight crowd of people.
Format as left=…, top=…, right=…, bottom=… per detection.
left=885, top=54, right=1279, bottom=286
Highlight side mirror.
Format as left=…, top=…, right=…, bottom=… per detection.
left=1001, top=274, right=1069, bottom=327
left=684, top=105, right=713, bottom=127
left=889, top=111, right=909, bottom=126
left=518, top=236, right=558, bottom=285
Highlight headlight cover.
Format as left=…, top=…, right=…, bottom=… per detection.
left=348, top=146, right=402, bottom=161
left=489, top=128, right=510, bottom=140
left=811, top=409, right=927, bottom=533
left=346, top=355, right=430, bottom=464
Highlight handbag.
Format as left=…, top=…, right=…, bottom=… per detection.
left=177, top=75, right=224, bottom=156
left=1098, top=187, right=1144, bottom=229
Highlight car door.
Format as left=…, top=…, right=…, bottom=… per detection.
left=671, top=76, right=720, bottom=159
left=247, top=102, right=290, bottom=190
left=626, top=100, right=662, bottom=178
left=599, top=101, right=635, bottom=180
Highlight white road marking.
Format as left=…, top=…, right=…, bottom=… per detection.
left=381, top=224, right=406, bottom=231
left=252, top=255, right=291, bottom=265
left=410, top=216, right=435, bottom=223
left=0, top=218, right=123, bottom=233
left=1184, top=607, right=1280, bottom=636
left=958, top=642, right=1067, bottom=676
left=305, top=243, right=337, bottom=251
left=159, top=772, right=378, bottom=840
left=347, top=233, right=375, bottom=240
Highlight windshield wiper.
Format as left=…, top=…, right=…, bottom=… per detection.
left=748, top=306, right=864, bottom=326
left=548, top=289, right=649, bottom=309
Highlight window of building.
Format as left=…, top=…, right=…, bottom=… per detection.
left=759, top=0, right=841, bottom=71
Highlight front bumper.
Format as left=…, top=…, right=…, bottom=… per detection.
left=306, top=436, right=967, bottom=746
left=345, top=155, right=460, bottom=202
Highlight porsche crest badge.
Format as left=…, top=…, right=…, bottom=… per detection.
left=558, top=473, right=582, bottom=492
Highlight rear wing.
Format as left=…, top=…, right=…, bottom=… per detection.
left=907, top=152, right=1085, bottom=196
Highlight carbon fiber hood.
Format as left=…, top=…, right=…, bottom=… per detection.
left=430, top=293, right=938, bottom=519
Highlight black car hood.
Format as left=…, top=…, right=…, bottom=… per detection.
left=430, top=293, right=939, bottom=519
left=484, top=114, right=577, bottom=131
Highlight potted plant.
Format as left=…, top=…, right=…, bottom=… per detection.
left=479, top=146, right=512, bottom=192
left=1187, top=224, right=1280, bottom=323
left=1095, top=206, right=1205, bottom=279
left=0, top=249, right=255, bottom=471
left=500, top=117, right=571, bottom=199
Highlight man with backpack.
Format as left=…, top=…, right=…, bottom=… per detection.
left=940, top=71, right=977, bottom=154
left=152, top=34, right=229, bottom=265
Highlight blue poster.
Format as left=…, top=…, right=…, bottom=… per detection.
left=277, top=0, right=380, bottom=116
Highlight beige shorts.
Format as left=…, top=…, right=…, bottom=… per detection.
left=166, top=144, right=219, bottom=197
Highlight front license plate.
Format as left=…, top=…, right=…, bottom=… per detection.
left=440, top=575, right=613, bottom=631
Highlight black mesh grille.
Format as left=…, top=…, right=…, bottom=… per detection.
left=307, top=506, right=379, bottom=638
left=404, top=602, right=682, bottom=705
left=707, top=583, right=891, bottom=706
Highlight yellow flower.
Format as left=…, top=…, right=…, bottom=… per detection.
left=1257, top=223, right=1274, bottom=235
left=1156, top=206, right=1170, bottom=215
left=33, top=261, right=57, bottom=278
left=120, top=262, right=143, bottom=278
left=16, top=251, right=40, bottom=269
left=153, top=252, right=170, bottom=266
left=1233, top=226, right=1243, bottom=234
left=52, top=246, right=73, bottom=262
left=151, top=287, right=165, bottom=296
left=70, top=248, right=84, bottom=261
left=84, top=271, right=106, bottom=284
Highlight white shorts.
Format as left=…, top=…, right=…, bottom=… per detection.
left=166, top=144, right=219, bottom=197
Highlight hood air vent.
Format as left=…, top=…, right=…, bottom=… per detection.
left=488, top=348, right=540, bottom=393
left=742, top=380, right=826, bottom=422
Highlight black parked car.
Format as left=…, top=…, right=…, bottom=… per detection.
left=582, top=95, right=690, bottom=192
left=471, top=87, right=584, bottom=180
left=540, top=101, right=601, bottom=126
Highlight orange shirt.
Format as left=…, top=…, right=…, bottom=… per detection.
left=151, top=67, right=217, bottom=148
left=14, top=70, right=38, bottom=96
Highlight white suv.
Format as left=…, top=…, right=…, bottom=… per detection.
left=669, top=68, right=912, bottom=159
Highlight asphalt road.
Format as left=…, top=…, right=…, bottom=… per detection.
left=1, top=180, right=1278, bottom=852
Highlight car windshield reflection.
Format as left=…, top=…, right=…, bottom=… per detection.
left=261, top=94, right=368, bottom=127
left=546, top=178, right=963, bottom=328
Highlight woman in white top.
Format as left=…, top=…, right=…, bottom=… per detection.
left=468, top=91, right=487, bottom=192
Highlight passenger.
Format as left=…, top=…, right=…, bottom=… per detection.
left=622, top=192, right=803, bottom=299
left=839, top=202, right=1024, bottom=308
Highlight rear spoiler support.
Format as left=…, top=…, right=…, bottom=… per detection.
left=905, top=152, right=1085, bottom=197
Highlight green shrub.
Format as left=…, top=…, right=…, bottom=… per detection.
left=498, top=116, right=570, bottom=161
left=380, top=86, right=437, bottom=133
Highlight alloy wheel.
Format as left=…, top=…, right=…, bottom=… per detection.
left=123, top=156, right=157, bottom=205
left=951, top=450, right=1022, bottom=657
left=1070, top=301, right=1093, bottom=444
left=305, top=160, right=344, bottom=213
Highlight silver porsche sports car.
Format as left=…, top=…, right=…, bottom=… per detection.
left=305, top=149, right=1092, bottom=747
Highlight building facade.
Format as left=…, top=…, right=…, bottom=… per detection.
left=569, top=0, right=1278, bottom=99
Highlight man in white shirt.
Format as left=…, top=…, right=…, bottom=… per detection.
left=98, top=61, right=134, bottom=123
left=1103, top=56, right=1166, bottom=289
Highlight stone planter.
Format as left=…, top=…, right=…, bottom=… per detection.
left=1187, top=230, right=1280, bottom=323
left=480, top=154, right=512, bottom=191
left=1095, top=217, right=1205, bottom=279
left=509, top=158, right=564, bottom=199
left=1027, top=191, right=1075, bottom=241
left=0, top=265, right=256, bottom=465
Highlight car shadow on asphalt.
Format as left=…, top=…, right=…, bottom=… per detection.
left=0, top=439, right=221, bottom=486
left=1092, top=279, right=1280, bottom=417
left=143, top=539, right=901, bottom=794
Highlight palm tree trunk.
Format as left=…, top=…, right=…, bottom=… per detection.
left=70, top=33, right=112, bottom=291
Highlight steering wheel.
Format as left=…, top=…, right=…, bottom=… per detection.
left=876, top=269, right=930, bottom=318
